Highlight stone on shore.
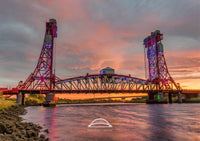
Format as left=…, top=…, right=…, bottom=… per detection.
left=0, top=105, right=49, bottom=141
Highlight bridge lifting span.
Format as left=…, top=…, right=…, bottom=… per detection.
left=55, top=74, right=173, bottom=92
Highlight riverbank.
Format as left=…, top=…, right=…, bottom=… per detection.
left=7, top=96, right=200, bottom=106
left=56, top=97, right=200, bottom=104
left=56, top=98, right=123, bottom=104
left=0, top=104, right=49, bottom=140
left=0, top=99, right=17, bottom=110
left=182, top=97, right=200, bottom=103
left=9, top=93, right=200, bottom=105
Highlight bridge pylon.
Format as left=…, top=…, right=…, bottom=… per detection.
left=17, top=19, right=57, bottom=90
left=17, top=19, right=57, bottom=106
left=144, top=30, right=181, bottom=103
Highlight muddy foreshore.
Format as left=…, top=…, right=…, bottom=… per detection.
left=0, top=105, right=49, bottom=141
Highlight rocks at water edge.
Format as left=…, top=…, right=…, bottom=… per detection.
left=0, top=105, right=49, bottom=141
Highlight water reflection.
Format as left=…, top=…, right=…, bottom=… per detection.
left=147, top=105, right=174, bottom=140
left=43, top=107, right=57, bottom=138
left=22, top=103, right=200, bottom=141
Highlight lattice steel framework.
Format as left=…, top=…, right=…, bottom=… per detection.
left=55, top=74, right=158, bottom=91
left=17, top=19, right=57, bottom=90
left=143, top=30, right=180, bottom=90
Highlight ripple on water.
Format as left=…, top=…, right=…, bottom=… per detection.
left=21, top=103, right=200, bottom=141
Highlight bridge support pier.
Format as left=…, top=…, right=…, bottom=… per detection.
left=17, top=93, right=25, bottom=105
left=149, top=93, right=155, bottom=101
left=16, top=93, right=22, bottom=104
left=157, top=92, right=164, bottom=100
left=22, top=93, right=25, bottom=105
left=146, top=92, right=167, bottom=104
left=178, top=92, right=182, bottom=103
left=43, top=93, right=56, bottom=107
left=146, top=93, right=155, bottom=104
left=168, top=93, right=172, bottom=104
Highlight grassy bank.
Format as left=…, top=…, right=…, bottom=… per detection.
left=25, top=94, right=45, bottom=105
left=5, top=94, right=200, bottom=106
left=126, top=98, right=146, bottom=103
left=182, top=97, right=200, bottom=103
left=56, top=98, right=123, bottom=104
left=0, top=99, right=17, bottom=110
left=56, top=97, right=149, bottom=104
left=0, top=92, right=17, bottom=110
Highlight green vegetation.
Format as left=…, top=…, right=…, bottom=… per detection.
left=56, top=98, right=123, bottom=104
left=0, top=99, right=17, bottom=110
left=0, top=92, right=17, bottom=110
left=127, top=97, right=146, bottom=103
left=6, top=98, right=16, bottom=101
left=56, top=97, right=149, bottom=104
left=25, top=94, right=45, bottom=105
left=182, top=97, right=200, bottom=103
left=29, top=94, right=45, bottom=101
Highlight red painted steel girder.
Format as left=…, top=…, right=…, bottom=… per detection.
left=57, top=74, right=147, bottom=83
left=4, top=89, right=200, bottom=95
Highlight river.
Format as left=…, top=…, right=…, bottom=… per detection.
left=21, top=103, right=200, bottom=141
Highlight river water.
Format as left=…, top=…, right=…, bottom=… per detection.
left=22, top=103, right=200, bottom=141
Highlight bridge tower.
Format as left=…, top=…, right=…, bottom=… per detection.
left=143, top=30, right=181, bottom=103
left=17, top=19, right=57, bottom=90
left=17, top=19, right=57, bottom=106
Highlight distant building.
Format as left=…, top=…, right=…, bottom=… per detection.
left=100, top=67, right=115, bottom=74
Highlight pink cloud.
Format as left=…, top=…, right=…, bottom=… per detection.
left=0, top=0, right=199, bottom=89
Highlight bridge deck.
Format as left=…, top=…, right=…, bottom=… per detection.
left=2, top=89, right=199, bottom=95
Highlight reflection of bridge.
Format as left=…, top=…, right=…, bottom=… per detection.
left=2, top=19, right=200, bottom=105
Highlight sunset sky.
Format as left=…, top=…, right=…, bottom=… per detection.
left=0, top=0, right=200, bottom=89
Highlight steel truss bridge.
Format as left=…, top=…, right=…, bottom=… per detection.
left=3, top=74, right=181, bottom=95
left=55, top=74, right=179, bottom=93
left=1, top=19, right=200, bottom=103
